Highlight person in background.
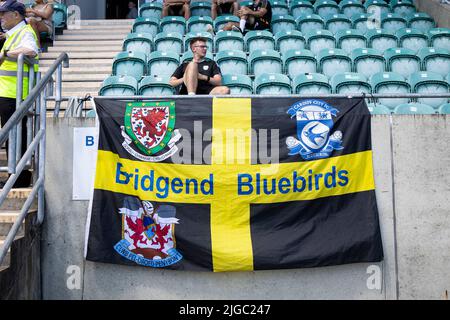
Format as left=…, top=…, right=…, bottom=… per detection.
left=162, top=0, right=190, bottom=20
left=221, top=0, right=271, bottom=33
left=126, top=1, right=138, bottom=19
left=25, top=0, right=54, bottom=47
left=211, top=0, right=239, bottom=20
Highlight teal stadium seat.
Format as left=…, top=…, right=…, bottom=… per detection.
left=304, top=29, right=335, bottom=55
left=366, top=29, right=398, bottom=53
left=99, top=76, right=138, bottom=96
left=271, top=15, right=296, bottom=34
left=154, top=32, right=184, bottom=55
left=366, top=103, right=392, bottom=114
left=52, top=2, right=67, bottom=30
left=314, top=0, right=339, bottom=17
left=255, top=73, right=292, bottom=94
left=336, top=29, right=367, bottom=54
left=428, top=28, right=450, bottom=52
left=293, top=73, right=332, bottom=94
left=215, top=50, right=248, bottom=75
left=275, top=30, right=306, bottom=55
left=438, top=103, right=450, bottom=114
left=370, top=72, right=410, bottom=109
left=133, top=17, right=159, bottom=38
left=290, top=0, right=314, bottom=18
left=112, top=51, right=147, bottom=80
left=181, top=50, right=214, bottom=63
left=282, top=49, right=317, bottom=78
left=190, top=2, right=212, bottom=17
left=85, top=110, right=96, bottom=118
left=139, top=2, right=163, bottom=19
left=394, top=102, right=436, bottom=114
left=352, top=14, right=379, bottom=35
left=139, top=76, right=175, bottom=96
left=296, top=14, right=325, bottom=34
left=213, top=15, right=239, bottom=32
left=409, top=72, right=449, bottom=109
left=339, top=0, right=365, bottom=19
left=324, top=14, right=352, bottom=35
left=390, top=0, right=416, bottom=19
left=272, top=1, right=289, bottom=16
left=364, top=0, right=390, bottom=17
left=187, top=16, right=213, bottom=33
left=122, top=33, right=153, bottom=56
left=160, top=16, right=186, bottom=35
left=249, top=49, right=283, bottom=77
left=184, top=32, right=214, bottom=52
left=384, top=47, right=421, bottom=78
left=317, top=48, right=352, bottom=78
left=331, top=72, right=371, bottom=94
left=418, top=47, right=450, bottom=77
left=381, top=13, right=407, bottom=33
left=245, top=30, right=275, bottom=52
left=215, top=31, right=245, bottom=53
left=396, top=28, right=428, bottom=53
left=147, top=51, right=180, bottom=77
left=352, top=48, right=385, bottom=79
left=222, top=74, right=253, bottom=95
left=407, top=13, right=435, bottom=34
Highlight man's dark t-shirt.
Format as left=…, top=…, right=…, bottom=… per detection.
left=172, top=59, right=222, bottom=94
left=247, top=0, right=272, bottom=30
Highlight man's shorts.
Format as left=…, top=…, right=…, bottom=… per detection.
left=168, top=4, right=185, bottom=16
left=218, top=3, right=234, bottom=15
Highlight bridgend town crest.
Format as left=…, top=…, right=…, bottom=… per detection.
left=121, top=101, right=181, bottom=162
left=286, top=99, right=344, bottom=161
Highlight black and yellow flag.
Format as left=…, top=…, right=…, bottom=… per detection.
left=85, top=97, right=383, bottom=272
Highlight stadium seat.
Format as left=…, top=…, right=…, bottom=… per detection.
left=370, top=71, right=410, bottom=109
left=394, top=103, right=436, bottom=114
left=366, top=29, right=398, bottom=53
left=138, top=76, right=175, bottom=96
left=283, top=49, right=317, bottom=78
left=366, top=103, right=392, bottom=114
left=249, top=49, right=283, bottom=77
left=52, top=2, right=67, bottom=30
left=214, top=31, right=245, bottom=53
left=304, top=29, right=336, bottom=55
left=99, top=75, right=138, bottom=96
left=314, top=0, right=339, bottom=17
left=428, top=28, right=450, bottom=52
left=160, top=16, right=186, bottom=35
left=112, top=51, right=147, bottom=80
left=396, top=28, right=428, bottom=53
left=352, top=48, right=385, bottom=79
left=275, top=30, right=306, bottom=55
left=418, top=47, right=450, bottom=77
left=352, top=14, right=380, bottom=35
left=271, top=15, right=296, bottom=34
left=213, top=15, right=239, bottom=32
left=190, top=1, right=212, bottom=17
left=407, top=13, right=435, bottom=34
left=290, top=0, right=314, bottom=18
left=181, top=51, right=214, bottom=63
left=139, top=2, right=163, bottom=19
left=364, top=0, right=390, bottom=17
left=154, top=32, right=184, bottom=55
left=438, top=103, right=450, bottom=114
left=123, top=33, right=153, bottom=56
left=147, top=51, right=180, bottom=77
left=255, top=73, right=292, bottom=94
left=384, top=47, right=421, bottom=78
left=271, top=1, right=290, bottom=16
left=295, top=14, right=325, bottom=35
left=184, top=32, right=214, bottom=52
left=317, top=48, right=352, bottom=78
left=335, top=29, right=367, bottom=54
left=390, top=0, right=416, bottom=19
left=187, top=16, right=213, bottom=33
left=409, top=72, right=449, bottom=109
left=215, top=50, right=248, bottom=75
left=331, top=72, right=371, bottom=94
left=245, top=30, right=275, bottom=52
left=339, top=0, right=365, bottom=19
left=85, top=110, right=96, bottom=118
left=222, top=74, right=253, bottom=95
left=133, top=17, right=159, bottom=38
left=324, top=14, right=352, bottom=35
left=381, top=13, right=407, bottom=33
left=293, top=73, right=332, bottom=94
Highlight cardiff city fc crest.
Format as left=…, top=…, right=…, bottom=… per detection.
left=114, top=196, right=183, bottom=268
left=121, top=102, right=181, bottom=162
left=286, top=99, right=344, bottom=161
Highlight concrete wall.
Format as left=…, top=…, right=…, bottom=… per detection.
left=65, top=0, right=106, bottom=20
left=42, top=116, right=450, bottom=300
left=415, top=0, right=450, bottom=28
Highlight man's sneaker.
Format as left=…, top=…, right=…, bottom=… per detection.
left=231, top=25, right=244, bottom=35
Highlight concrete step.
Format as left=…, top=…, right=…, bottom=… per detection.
left=56, top=34, right=128, bottom=41
left=62, top=82, right=102, bottom=94
left=70, top=25, right=133, bottom=31
left=60, top=74, right=110, bottom=82
left=40, top=66, right=112, bottom=74
left=0, top=189, right=37, bottom=212
left=40, top=51, right=117, bottom=59
left=0, top=211, right=24, bottom=239
left=63, top=29, right=130, bottom=35
left=0, top=239, right=11, bottom=268
left=52, top=40, right=124, bottom=47
left=39, top=59, right=113, bottom=67
left=80, top=19, right=134, bottom=26
left=47, top=46, right=122, bottom=53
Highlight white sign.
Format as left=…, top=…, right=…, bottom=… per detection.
left=73, top=127, right=98, bottom=200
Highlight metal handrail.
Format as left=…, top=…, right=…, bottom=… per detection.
left=0, top=52, right=69, bottom=266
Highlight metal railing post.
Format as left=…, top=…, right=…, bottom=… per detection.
left=33, top=72, right=42, bottom=184
left=53, top=63, right=63, bottom=117
left=15, top=54, right=25, bottom=169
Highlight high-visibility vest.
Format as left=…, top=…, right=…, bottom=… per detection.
left=0, top=23, right=39, bottom=99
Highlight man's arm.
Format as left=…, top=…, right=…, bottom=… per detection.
left=165, top=0, right=187, bottom=5
left=169, top=76, right=184, bottom=87
left=198, top=73, right=222, bottom=86
left=5, top=47, right=38, bottom=59
left=239, top=6, right=267, bottom=18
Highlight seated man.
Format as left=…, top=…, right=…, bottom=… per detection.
left=211, top=0, right=239, bottom=20
left=162, top=0, right=190, bottom=20
left=222, top=0, right=272, bottom=33
left=169, top=37, right=230, bottom=95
